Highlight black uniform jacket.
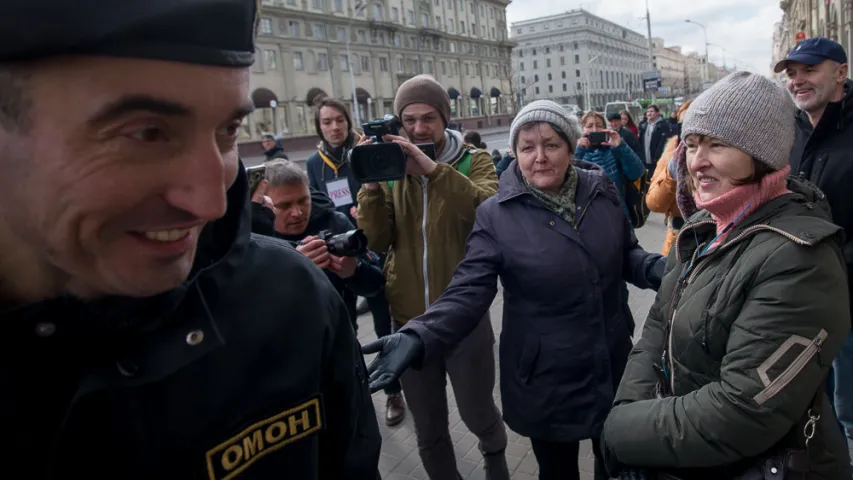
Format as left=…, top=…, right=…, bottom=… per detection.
left=0, top=165, right=381, bottom=479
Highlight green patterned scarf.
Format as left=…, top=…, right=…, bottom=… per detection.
left=525, top=165, right=579, bottom=226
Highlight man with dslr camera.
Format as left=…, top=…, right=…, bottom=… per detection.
left=356, top=74, right=508, bottom=480
left=256, top=159, right=384, bottom=330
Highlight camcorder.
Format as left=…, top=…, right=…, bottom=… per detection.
left=318, top=229, right=369, bottom=257
left=350, top=115, right=436, bottom=183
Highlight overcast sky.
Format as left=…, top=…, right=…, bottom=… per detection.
left=506, top=0, right=783, bottom=75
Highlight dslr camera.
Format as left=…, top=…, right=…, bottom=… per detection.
left=350, top=115, right=436, bottom=183
left=317, top=229, right=369, bottom=257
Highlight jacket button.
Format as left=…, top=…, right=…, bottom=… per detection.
left=549, top=220, right=555, bottom=226
left=185, top=330, right=205, bottom=346
left=34, top=322, right=56, bottom=337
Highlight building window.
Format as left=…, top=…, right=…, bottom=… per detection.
left=559, top=44, right=564, bottom=52
left=573, top=42, right=578, bottom=49
left=576, top=69, right=580, bottom=77
left=264, top=49, right=277, bottom=70
left=318, top=53, right=328, bottom=70
left=340, top=54, right=349, bottom=71
left=521, top=76, right=526, bottom=84
left=533, top=60, right=537, bottom=68
left=549, top=85, right=553, bottom=93
left=337, top=26, right=346, bottom=42
left=562, top=71, right=566, bottom=79
left=288, top=21, right=300, bottom=37
left=465, top=63, right=470, bottom=76
left=314, top=24, right=326, bottom=39
left=547, top=73, right=552, bottom=80
left=519, top=61, right=524, bottom=71
left=394, top=35, right=401, bottom=47
left=574, top=54, right=580, bottom=64
left=577, top=81, right=582, bottom=90
left=535, top=86, right=540, bottom=94
left=460, top=21, right=465, bottom=33
left=561, top=56, right=566, bottom=66
left=392, top=7, right=399, bottom=21
left=334, top=0, right=343, bottom=11
left=422, top=13, right=429, bottom=27
left=426, top=60, right=434, bottom=73
left=260, top=18, right=273, bottom=35
left=518, top=50, right=523, bottom=57
left=448, top=20, right=454, bottom=33
left=373, top=3, right=383, bottom=20
left=293, top=52, right=304, bottom=70
left=407, top=10, right=414, bottom=24
left=379, top=57, right=389, bottom=71
left=532, top=48, right=536, bottom=55
left=546, top=58, right=551, bottom=67
left=451, top=61, right=458, bottom=75
left=479, top=4, right=484, bottom=15
left=397, top=58, right=404, bottom=72
left=471, top=23, right=476, bottom=35
left=356, top=4, right=365, bottom=16
left=358, top=29, right=367, bottom=43
left=534, top=74, right=539, bottom=82
left=545, top=47, right=550, bottom=54
left=362, top=56, right=370, bottom=71
left=436, top=16, right=441, bottom=28
left=441, top=61, right=447, bottom=75
left=563, top=83, right=567, bottom=91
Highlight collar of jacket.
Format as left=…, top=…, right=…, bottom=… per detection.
left=317, top=131, right=359, bottom=162
left=1, top=162, right=253, bottom=341
left=674, top=176, right=842, bottom=263
left=497, top=159, right=616, bottom=207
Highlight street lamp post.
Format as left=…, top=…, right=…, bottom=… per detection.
left=685, top=19, right=710, bottom=83
left=348, top=2, right=366, bottom=125
left=708, top=42, right=727, bottom=71
left=585, top=54, right=599, bottom=112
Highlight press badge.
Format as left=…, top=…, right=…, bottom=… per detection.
left=326, top=178, right=353, bottom=208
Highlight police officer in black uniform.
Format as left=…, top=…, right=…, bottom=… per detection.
left=0, top=1, right=381, bottom=479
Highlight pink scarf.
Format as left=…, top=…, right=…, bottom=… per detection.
left=694, top=165, right=791, bottom=246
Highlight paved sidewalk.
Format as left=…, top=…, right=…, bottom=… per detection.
left=357, top=214, right=669, bottom=480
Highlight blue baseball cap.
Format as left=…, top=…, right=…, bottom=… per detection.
left=774, top=37, right=848, bottom=73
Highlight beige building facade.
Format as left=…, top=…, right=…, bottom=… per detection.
left=242, top=0, right=515, bottom=150
left=652, top=38, right=689, bottom=97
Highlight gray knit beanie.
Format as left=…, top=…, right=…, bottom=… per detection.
left=394, top=74, right=452, bottom=127
left=681, top=71, right=796, bottom=171
left=509, top=100, right=582, bottom=155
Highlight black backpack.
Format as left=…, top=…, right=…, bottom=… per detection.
left=615, top=161, right=651, bottom=229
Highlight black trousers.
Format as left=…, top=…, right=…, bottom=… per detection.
left=530, top=438, right=609, bottom=480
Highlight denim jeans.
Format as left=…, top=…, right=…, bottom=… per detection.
left=833, top=331, right=853, bottom=441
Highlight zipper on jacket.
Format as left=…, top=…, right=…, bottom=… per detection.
left=573, top=190, right=600, bottom=231
left=753, top=330, right=827, bottom=406
left=665, top=223, right=813, bottom=394
left=421, top=176, right=430, bottom=311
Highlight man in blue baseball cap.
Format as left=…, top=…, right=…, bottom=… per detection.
left=780, top=36, right=853, bottom=459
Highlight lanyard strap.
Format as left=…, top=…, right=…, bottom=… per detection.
left=317, top=151, right=339, bottom=177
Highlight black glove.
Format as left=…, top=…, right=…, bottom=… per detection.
left=361, top=331, right=425, bottom=393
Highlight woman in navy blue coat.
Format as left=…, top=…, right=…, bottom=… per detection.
left=364, top=100, right=665, bottom=480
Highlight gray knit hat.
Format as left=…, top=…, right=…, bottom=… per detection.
left=509, top=100, right=582, bottom=155
left=394, top=74, right=451, bottom=127
left=681, top=71, right=796, bottom=171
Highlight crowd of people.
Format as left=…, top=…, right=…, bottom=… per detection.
left=3, top=1, right=853, bottom=478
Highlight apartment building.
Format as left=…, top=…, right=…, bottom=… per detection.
left=241, top=0, right=516, bottom=151
left=652, top=38, right=689, bottom=97
left=510, top=9, right=649, bottom=110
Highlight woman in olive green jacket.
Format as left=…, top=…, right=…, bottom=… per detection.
left=602, top=73, right=851, bottom=479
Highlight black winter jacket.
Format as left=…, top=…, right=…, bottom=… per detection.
left=0, top=166, right=381, bottom=479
